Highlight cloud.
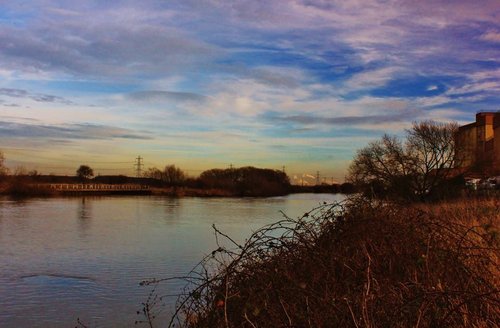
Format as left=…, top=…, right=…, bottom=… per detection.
left=0, top=5, right=222, bottom=79
left=2, top=1, right=497, bottom=97
left=269, top=109, right=422, bottom=127
left=234, top=66, right=302, bottom=88
left=126, top=90, right=208, bottom=103
left=0, top=115, right=40, bottom=123
left=445, top=69, right=500, bottom=98
left=480, top=30, right=500, bottom=43
left=345, top=67, right=401, bottom=90
left=0, top=121, right=152, bottom=140
left=0, top=88, right=73, bottom=104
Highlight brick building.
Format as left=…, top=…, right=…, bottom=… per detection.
left=454, top=112, right=500, bottom=176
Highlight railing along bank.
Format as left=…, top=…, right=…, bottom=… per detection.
left=33, top=184, right=150, bottom=191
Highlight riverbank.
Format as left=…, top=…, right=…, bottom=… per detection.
left=0, top=184, right=273, bottom=197
left=0, top=181, right=349, bottom=198
left=158, top=197, right=499, bottom=327
left=150, top=187, right=234, bottom=197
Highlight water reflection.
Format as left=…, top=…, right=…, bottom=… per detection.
left=77, top=198, right=92, bottom=238
left=0, top=198, right=32, bottom=232
left=161, top=197, right=181, bottom=224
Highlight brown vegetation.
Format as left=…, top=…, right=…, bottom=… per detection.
left=0, top=151, right=8, bottom=177
left=198, top=167, right=290, bottom=197
left=141, top=197, right=499, bottom=327
left=0, top=171, right=55, bottom=197
left=150, top=187, right=234, bottom=197
left=144, top=165, right=187, bottom=186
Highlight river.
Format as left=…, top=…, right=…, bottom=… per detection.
left=0, top=193, right=345, bottom=327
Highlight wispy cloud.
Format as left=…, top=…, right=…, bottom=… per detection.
left=0, top=88, right=73, bottom=104
left=0, top=121, right=152, bottom=140
left=0, top=5, right=221, bottom=79
left=126, top=91, right=208, bottom=103
left=480, top=30, right=500, bottom=43
left=267, top=109, right=422, bottom=127
left=345, top=67, right=401, bottom=90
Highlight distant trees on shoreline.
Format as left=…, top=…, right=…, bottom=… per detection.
left=199, top=166, right=291, bottom=196
left=143, top=165, right=291, bottom=196
left=143, top=165, right=292, bottom=195
left=143, top=165, right=186, bottom=186
left=0, top=155, right=295, bottom=197
left=0, top=151, right=8, bottom=178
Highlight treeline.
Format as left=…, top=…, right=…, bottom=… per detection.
left=145, top=166, right=291, bottom=197
left=291, top=182, right=356, bottom=194
left=142, top=165, right=358, bottom=196
left=198, top=167, right=290, bottom=196
left=0, top=156, right=351, bottom=197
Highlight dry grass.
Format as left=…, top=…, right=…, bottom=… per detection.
left=140, top=197, right=499, bottom=328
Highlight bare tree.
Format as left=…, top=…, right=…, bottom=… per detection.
left=144, top=167, right=163, bottom=180
left=14, top=166, right=28, bottom=176
left=405, top=121, right=458, bottom=198
left=163, top=165, right=186, bottom=185
left=143, top=165, right=186, bottom=186
left=348, top=121, right=459, bottom=200
left=0, top=151, right=9, bottom=177
left=348, top=135, right=410, bottom=189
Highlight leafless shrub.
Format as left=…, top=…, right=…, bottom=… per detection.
left=140, top=197, right=499, bottom=327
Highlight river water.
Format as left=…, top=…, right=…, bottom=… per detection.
left=0, top=193, right=345, bottom=327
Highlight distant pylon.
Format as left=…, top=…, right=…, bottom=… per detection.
left=134, top=156, right=143, bottom=177
left=316, top=171, right=320, bottom=185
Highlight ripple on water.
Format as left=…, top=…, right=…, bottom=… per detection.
left=20, top=274, right=96, bottom=287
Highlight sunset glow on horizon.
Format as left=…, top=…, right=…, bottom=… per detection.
left=1, top=1, right=499, bottom=182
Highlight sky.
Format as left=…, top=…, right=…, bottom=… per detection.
left=0, top=0, right=499, bottom=183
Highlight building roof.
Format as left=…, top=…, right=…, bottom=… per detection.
left=458, top=122, right=476, bottom=130
left=476, top=111, right=499, bottom=115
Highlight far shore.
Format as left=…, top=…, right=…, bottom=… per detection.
left=0, top=183, right=348, bottom=198
left=0, top=167, right=355, bottom=198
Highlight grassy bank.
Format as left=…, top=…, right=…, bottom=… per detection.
left=143, top=197, right=499, bottom=327
left=0, top=185, right=278, bottom=198
left=0, top=180, right=56, bottom=197
left=150, top=187, right=235, bottom=197
left=0, top=182, right=347, bottom=198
